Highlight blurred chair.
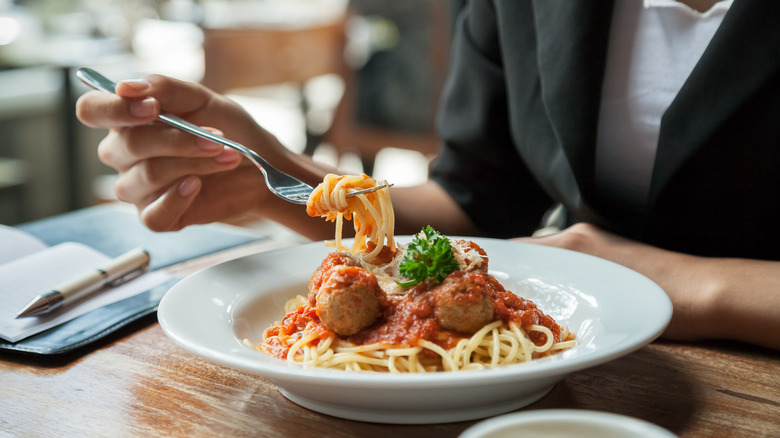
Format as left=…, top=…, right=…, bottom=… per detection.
left=201, top=21, right=348, bottom=93
left=327, top=0, right=451, bottom=174
left=200, top=0, right=452, bottom=176
left=201, top=17, right=349, bottom=155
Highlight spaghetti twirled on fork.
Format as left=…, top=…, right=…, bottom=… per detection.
left=306, top=173, right=395, bottom=262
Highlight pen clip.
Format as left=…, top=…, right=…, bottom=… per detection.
left=102, top=247, right=150, bottom=288
left=107, top=265, right=147, bottom=287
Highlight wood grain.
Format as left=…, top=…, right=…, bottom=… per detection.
left=2, top=246, right=778, bottom=438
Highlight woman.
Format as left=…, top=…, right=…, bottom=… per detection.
left=76, top=0, right=780, bottom=349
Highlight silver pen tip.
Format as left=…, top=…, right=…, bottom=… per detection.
left=15, top=292, right=62, bottom=318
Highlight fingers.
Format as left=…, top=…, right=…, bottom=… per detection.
left=101, top=123, right=243, bottom=211
left=113, top=78, right=154, bottom=97
left=76, top=90, right=160, bottom=128
left=76, top=74, right=216, bottom=129
left=76, top=72, right=278, bottom=232
left=96, top=125, right=231, bottom=171
left=112, top=147, right=241, bottom=206
left=138, top=165, right=269, bottom=232
left=117, top=74, right=218, bottom=124
left=139, top=175, right=202, bottom=232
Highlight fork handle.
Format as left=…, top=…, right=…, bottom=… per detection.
left=156, top=113, right=269, bottom=171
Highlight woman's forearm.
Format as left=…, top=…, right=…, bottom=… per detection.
left=516, top=223, right=780, bottom=350
left=695, top=257, right=780, bottom=349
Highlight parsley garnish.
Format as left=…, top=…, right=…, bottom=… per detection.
left=397, top=225, right=460, bottom=287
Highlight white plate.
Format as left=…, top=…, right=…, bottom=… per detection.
left=158, top=237, right=672, bottom=424
left=459, top=409, right=678, bottom=437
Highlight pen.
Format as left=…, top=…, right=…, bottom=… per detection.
left=15, top=247, right=151, bottom=318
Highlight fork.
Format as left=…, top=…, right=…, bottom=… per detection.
left=76, top=68, right=386, bottom=205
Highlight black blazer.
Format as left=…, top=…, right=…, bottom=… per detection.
left=430, top=0, right=780, bottom=259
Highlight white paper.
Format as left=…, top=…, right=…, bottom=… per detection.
left=0, top=241, right=173, bottom=343
left=0, top=224, right=48, bottom=265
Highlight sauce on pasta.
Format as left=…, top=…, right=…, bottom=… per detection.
left=253, top=174, right=576, bottom=372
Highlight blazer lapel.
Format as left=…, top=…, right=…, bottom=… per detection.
left=532, top=0, right=615, bottom=202
left=650, top=0, right=780, bottom=205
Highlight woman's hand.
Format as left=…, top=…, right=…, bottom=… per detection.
left=76, top=74, right=294, bottom=231
left=514, top=223, right=780, bottom=350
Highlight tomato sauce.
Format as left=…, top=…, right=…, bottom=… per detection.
left=264, top=251, right=563, bottom=359
left=347, top=275, right=562, bottom=354
left=363, top=242, right=396, bottom=265
left=308, top=252, right=354, bottom=295
left=262, top=304, right=329, bottom=359
left=348, top=285, right=453, bottom=351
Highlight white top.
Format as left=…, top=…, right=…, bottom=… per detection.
left=595, top=0, right=732, bottom=210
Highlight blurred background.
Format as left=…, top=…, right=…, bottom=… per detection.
left=0, top=0, right=461, bottom=226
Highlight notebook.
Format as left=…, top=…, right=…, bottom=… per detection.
left=0, top=203, right=264, bottom=355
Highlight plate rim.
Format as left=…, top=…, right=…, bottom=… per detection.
left=459, top=409, right=678, bottom=438
left=158, top=236, right=672, bottom=387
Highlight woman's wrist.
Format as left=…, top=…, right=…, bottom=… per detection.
left=660, top=254, right=725, bottom=341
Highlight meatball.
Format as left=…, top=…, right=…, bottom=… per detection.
left=431, top=271, right=495, bottom=334
left=315, top=265, right=385, bottom=336
left=309, top=252, right=358, bottom=299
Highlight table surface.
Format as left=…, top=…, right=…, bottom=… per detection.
left=2, top=238, right=778, bottom=438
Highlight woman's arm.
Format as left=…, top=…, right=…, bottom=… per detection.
left=76, top=74, right=479, bottom=241
left=516, top=223, right=780, bottom=350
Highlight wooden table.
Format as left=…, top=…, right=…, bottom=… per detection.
left=1, top=240, right=778, bottom=438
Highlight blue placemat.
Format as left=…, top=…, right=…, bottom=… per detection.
left=1, top=203, right=264, bottom=355
left=17, top=203, right=265, bottom=270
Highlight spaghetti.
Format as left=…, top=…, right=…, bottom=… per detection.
left=254, top=175, right=576, bottom=372
left=306, top=173, right=395, bottom=262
